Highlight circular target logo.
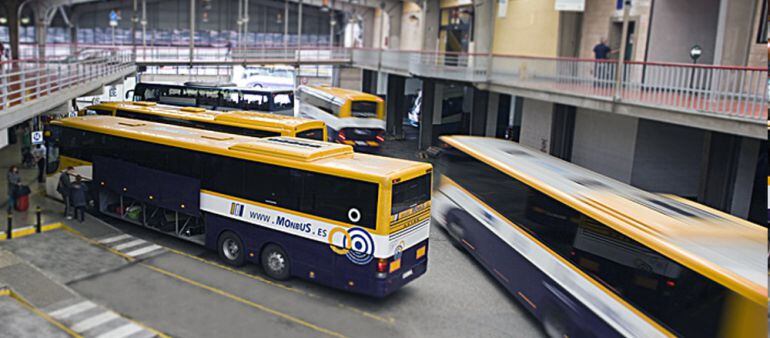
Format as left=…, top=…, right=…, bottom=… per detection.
left=343, top=227, right=375, bottom=265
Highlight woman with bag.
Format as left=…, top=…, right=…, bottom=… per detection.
left=6, top=166, right=20, bottom=213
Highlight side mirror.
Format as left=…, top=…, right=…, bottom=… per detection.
left=125, top=89, right=134, bottom=100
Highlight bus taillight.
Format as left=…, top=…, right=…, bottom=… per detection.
left=376, top=258, right=388, bottom=279
left=375, top=130, right=385, bottom=143
left=337, top=130, right=346, bottom=141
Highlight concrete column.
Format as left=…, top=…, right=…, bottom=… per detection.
left=713, top=0, right=757, bottom=65
left=34, top=6, right=47, bottom=59
left=386, top=74, right=406, bottom=138
left=519, top=98, right=554, bottom=152
left=69, top=23, right=78, bottom=56
left=485, top=92, right=500, bottom=137
left=387, top=3, right=403, bottom=49
left=469, top=88, right=488, bottom=136
left=421, top=0, right=439, bottom=52
left=698, top=131, right=741, bottom=212
left=418, top=79, right=436, bottom=150
left=729, top=138, right=759, bottom=218
left=362, top=69, right=377, bottom=94
left=8, top=6, right=20, bottom=60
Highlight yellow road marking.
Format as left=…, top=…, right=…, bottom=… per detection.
left=1, top=288, right=82, bottom=338
left=60, top=224, right=394, bottom=326
left=142, top=263, right=348, bottom=338
left=166, top=248, right=395, bottom=325
left=0, top=223, right=64, bottom=241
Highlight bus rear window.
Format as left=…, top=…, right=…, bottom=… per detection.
left=351, top=101, right=378, bottom=118
left=391, top=174, right=431, bottom=215
left=297, top=128, right=324, bottom=141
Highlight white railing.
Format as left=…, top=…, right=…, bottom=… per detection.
left=0, top=49, right=134, bottom=110
left=621, top=62, right=767, bottom=120
left=133, top=45, right=351, bottom=64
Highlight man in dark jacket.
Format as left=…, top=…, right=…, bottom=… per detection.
left=57, top=167, right=74, bottom=219
left=6, top=166, right=21, bottom=213
left=70, top=175, right=89, bottom=222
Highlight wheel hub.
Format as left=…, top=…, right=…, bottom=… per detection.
left=268, top=252, right=285, bottom=272
left=223, top=239, right=240, bottom=260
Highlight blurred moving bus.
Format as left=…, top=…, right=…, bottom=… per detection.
left=131, top=82, right=294, bottom=116
left=296, top=85, right=386, bottom=149
left=48, top=116, right=432, bottom=297
left=433, top=136, right=766, bottom=337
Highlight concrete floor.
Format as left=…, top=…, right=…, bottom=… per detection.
left=0, top=297, right=70, bottom=338
left=0, top=131, right=546, bottom=338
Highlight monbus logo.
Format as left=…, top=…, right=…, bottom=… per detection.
left=229, top=203, right=244, bottom=217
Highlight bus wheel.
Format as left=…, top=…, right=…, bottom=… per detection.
left=261, top=244, right=291, bottom=280
left=218, top=231, right=245, bottom=267
left=542, top=310, right=569, bottom=338
left=445, top=217, right=466, bottom=251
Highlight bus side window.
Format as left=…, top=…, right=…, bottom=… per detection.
left=301, top=173, right=378, bottom=229
left=242, top=162, right=297, bottom=210
left=202, top=156, right=244, bottom=198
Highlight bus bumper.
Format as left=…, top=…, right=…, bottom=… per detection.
left=370, top=258, right=428, bottom=298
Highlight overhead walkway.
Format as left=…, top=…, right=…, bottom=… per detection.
left=351, top=49, right=768, bottom=139
left=0, top=50, right=136, bottom=131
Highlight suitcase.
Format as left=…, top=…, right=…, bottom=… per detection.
left=15, top=194, right=29, bottom=212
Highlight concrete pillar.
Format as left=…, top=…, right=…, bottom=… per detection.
left=362, top=69, right=377, bottom=94
left=729, top=138, right=760, bottom=218
left=69, top=23, right=78, bottom=56
left=335, top=66, right=362, bottom=91
left=698, top=131, right=741, bottom=212
left=422, top=0, right=440, bottom=52
left=519, top=98, right=554, bottom=152
left=472, top=0, right=495, bottom=54
left=418, top=79, right=436, bottom=150
left=713, top=0, right=757, bottom=65
left=34, top=5, right=47, bottom=59
left=469, top=88, right=488, bottom=136
left=485, top=93, right=501, bottom=137
left=8, top=5, right=20, bottom=60
left=386, top=74, right=405, bottom=138
left=387, top=3, right=402, bottom=49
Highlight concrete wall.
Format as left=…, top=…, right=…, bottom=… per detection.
left=422, top=0, right=441, bottom=52
left=572, top=108, right=639, bottom=182
left=0, top=129, right=8, bottom=151
left=746, top=0, right=766, bottom=67
left=714, top=0, right=761, bottom=66
left=630, top=120, right=705, bottom=198
left=336, top=66, right=363, bottom=91
left=646, top=0, right=720, bottom=64
left=492, top=0, right=560, bottom=56
left=579, top=0, right=652, bottom=61
left=519, top=98, right=553, bottom=152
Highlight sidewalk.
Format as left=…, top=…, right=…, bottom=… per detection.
left=0, top=141, right=69, bottom=232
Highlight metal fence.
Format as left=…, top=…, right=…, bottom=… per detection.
left=0, top=49, right=134, bottom=110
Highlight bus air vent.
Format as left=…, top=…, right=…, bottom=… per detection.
left=118, top=121, right=146, bottom=127
left=201, top=135, right=234, bottom=141
left=229, top=137, right=353, bottom=161
left=180, top=107, right=206, bottom=113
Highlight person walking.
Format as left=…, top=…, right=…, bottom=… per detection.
left=70, top=175, right=89, bottom=223
left=31, top=143, right=46, bottom=183
left=21, top=126, right=32, bottom=167
left=57, top=167, right=74, bottom=219
left=6, top=166, right=21, bottom=213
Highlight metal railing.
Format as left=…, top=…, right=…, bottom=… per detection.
left=0, top=49, right=134, bottom=110
left=133, top=45, right=351, bottom=64
left=350, top=49, right=767, bottom=122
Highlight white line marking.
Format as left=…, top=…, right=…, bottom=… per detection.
left=98, top=234, right=132, bottom=244
left=124, top=244, right=163, bottom=258
left=95, top=323, right=144, bottom=338
left=71, top=312, right=120, bottom=333
left=113, top=239, right=147, bottom=251
left=48, top=301, right=97, bottom=319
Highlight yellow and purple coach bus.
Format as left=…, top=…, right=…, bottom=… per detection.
left=433, top=136, right=766, bottom=337
left=48, top=115, right=432, bottom=297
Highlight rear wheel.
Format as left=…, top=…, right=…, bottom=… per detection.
left=445, top=216, right=466, bottom=251
left=218, top=231, right=245, bottom=267
left=261, top=244, right=291, bottom=280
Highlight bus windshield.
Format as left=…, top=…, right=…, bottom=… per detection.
left=391, top=174, right=431, bottom=215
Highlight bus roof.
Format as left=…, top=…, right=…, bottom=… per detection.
left=94, top=102, right=324, bottom=132
left=302, top=85, right=383, bottom=103
left=138, top=81, right=293, bottom=94
left=441, top=135, right=767, bottom=305
left=53, top=116, right=430, bottom=183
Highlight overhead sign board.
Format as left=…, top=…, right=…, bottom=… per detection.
left=31, top=131, right=43, bottom=145
left=555, top=0, right=585, bottom=11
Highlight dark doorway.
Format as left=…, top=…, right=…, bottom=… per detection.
left=550, top=104, right=576, bottom=161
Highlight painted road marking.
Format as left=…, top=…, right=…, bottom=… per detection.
left=98, top=234, right=132, bottom=244
left=112, top=239, right=147, bottom=251
left=48, top=301, right=97, bottom=320
left=124, top=244, right=163, bottom=258
left=71, top=311, right=120, bottom=333
left=95, top=322, right=144, bottom=338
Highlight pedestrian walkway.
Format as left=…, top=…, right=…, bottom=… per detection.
left=0, top=293, right=70, bottom=338
left=45, top=298, right=157, bottom=338
left=98, top=234, right=166, bottom=259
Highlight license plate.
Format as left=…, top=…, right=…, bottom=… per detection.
left=402, top=269, right=413, bottom=279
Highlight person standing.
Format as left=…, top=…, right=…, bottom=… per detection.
left=592, top=38, right=616, bottom=86
left=57, top=167, right=74, bottom=219
left=21, top=126, right=31, bottom=167
left=6, top=166, right=21, bottom=213
left=70, top=175, right=88, bottom=223
left=31, top=143, right=46, bottom=183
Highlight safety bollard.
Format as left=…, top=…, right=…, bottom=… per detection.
left=35, top=206, right=42, bottom=233
left=6, top=213, right=12, bottom=239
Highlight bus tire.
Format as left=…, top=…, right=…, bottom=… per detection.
left=261, top=244, right=291, bottom=280
left=445, top=215, right=466, bottom=251
left=218, top=231, right=245, bottom=267
left=542, top=309, right=569, bottom=338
